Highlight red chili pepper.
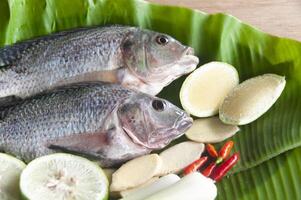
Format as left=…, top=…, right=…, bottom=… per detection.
left=206, top=144, right=218, bottom=158
left=210, top=153, right=239, bottom=182
left=219, top=141, right=234, bottom=160
left=183, top=156, right=208, bottom=175
left=201, top=162, right=216, bottom=177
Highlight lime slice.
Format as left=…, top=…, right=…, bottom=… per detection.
left=20, top=153, right=108, bottom=200
left=180, top=62, right=239, bottom=117
left=0, top=153, right=26, bottom=200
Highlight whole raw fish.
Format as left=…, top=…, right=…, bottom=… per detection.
left=0, top=25, right=198, bottom=99
left=0, top=82, right=192, bottom=167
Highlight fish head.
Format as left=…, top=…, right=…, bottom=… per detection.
left=118, top=94, right=193, bottom=149
left=121, top=29, right=199, bottom=86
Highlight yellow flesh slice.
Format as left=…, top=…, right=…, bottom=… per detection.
left=220, top=74, right=286, bottom=125
left=185, top=117, right=239, bottom=143
left=180, top=62, right=239, bottom=117
left=157, top=142, right=204, bottom=176
left=110, top=154, right=162, bottom=192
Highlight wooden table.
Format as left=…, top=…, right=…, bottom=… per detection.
left=148, top=0, right=301, bottom=42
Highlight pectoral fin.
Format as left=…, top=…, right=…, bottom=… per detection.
left=48, top=130, right=113, bottom=158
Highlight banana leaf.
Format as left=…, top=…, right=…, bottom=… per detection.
left=1, top=0, right=301, bottom=199
left=217, top=146, right=301, bottom=200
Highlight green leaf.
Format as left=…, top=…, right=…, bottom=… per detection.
left=1, top=0, right=301, bottom=197
left=217, top=146, right=301, bottom=200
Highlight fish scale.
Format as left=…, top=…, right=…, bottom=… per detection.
left=0, top=83, right=132, bottom=163
left=0, top=82, right=192, bottom=167
left=0, top=26, right=129, bottom=98
left=0, top=25, right=198, bottom=97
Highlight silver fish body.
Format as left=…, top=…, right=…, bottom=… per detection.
left=0, top=82, right=192, bottom=167
left=0, top=25, right=198, bottom=98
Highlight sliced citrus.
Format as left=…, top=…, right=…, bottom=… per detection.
left=0, top=153, right=26, bottom=200
left=20, top=153, right=108, bottom=200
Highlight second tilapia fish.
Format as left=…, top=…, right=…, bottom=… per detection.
left=0, top=82, right=192, bottom=167
left=0, top=25, right=198, bottom=98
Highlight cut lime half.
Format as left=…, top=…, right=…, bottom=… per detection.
left=20, top=153, right=108, bottom=200
left=0, top=153, right=26, bottom=200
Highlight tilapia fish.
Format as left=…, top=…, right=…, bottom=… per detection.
left=0, top=25, right=198, bottom=99
left=0, top=82, right=192, bottom=167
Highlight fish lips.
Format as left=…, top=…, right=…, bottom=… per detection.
left=184, top=46, right=194, bottom=55
left=122, top=46, right=198, bottom=92
left=178, top=47, right=199, bottom=73
left=149, top=48, right=199, bottom=83
left=122, top=116, right=193, bottom=150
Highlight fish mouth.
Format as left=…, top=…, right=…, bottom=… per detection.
left=172, top=113, right=193, bottom=137
left=176, top=116, right=193, bottom=133
left=183, top=46, right=194, bottom=56
left=144, top=128, right=181, bottom=150
left=178, top=47, right=199, bottom=73
left=177, top=54, right=199, bottom=73
left=141, top=51, right=199, bottom=85
left=161, top=47, right=199, bottom=82
left=154, top=54, right=198, bottom=86
left=148, top=116, right=193, bottom=149
left=123, top=115, right=193, bottom=150
left=127, top=46, right=198, bottom=90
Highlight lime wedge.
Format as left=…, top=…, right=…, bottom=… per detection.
left=0, top=153, right=26, bottom=200
left=20, top=153, right=108, bottom=200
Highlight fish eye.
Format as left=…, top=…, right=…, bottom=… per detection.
left=152, top=99, right=165, bottom=112
left=156, top=35, right=169, bottom=45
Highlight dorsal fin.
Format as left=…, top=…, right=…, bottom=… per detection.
left=0, top=27, right=95, bottom=66
left=0, top=25, right=130, bottom=67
